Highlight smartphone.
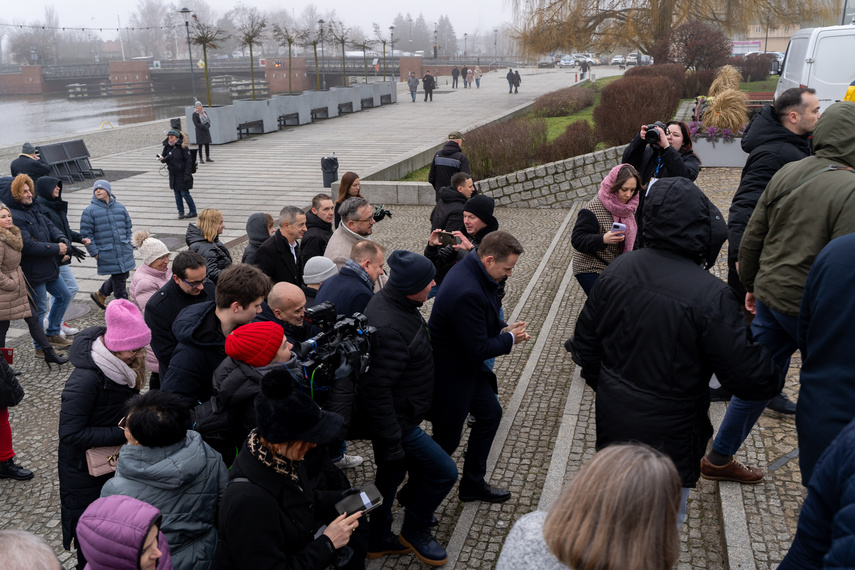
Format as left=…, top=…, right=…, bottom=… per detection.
left=438, top=231, right=457, bottom=246
left=156, top=154, right=163, bottom=160
left=611, top=222, right=626, bottom=233
left=335, top=482, right=383, bottom=517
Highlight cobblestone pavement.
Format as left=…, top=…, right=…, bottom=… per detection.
left=0, top=174, right=804, bottom=568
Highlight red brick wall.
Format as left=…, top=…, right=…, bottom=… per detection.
left=0, top=66, right=45, bottom=95
left=109, top=60, right=150, bottom=83
left=265, top=57, right=311, bottom=93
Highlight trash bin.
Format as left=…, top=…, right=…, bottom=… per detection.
left=321, top=154, right=339, bottom=188
left=170, top=118, right=182, bottom=131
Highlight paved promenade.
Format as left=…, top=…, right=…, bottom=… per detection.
left=0, top=68, right=804, bottom=569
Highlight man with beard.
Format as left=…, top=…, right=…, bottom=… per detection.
left=301, top=193, right=335, bottom=266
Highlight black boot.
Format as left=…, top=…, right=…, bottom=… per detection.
left=0, top=458, right=34, bottom=480
left=399, top=520, right=447, bottom=566
left=43, top=346, right=69, bottom=369
left=767, top=392, right=797, bottom=414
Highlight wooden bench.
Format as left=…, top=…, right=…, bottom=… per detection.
left=277, top=113, right=300, bottom=129
left=310, top=107, right=330, bottom=122
left=380, top=94, right=392, bottom=105
left=361, top=97, right=375, bottom=109
left=746, top=91, right=774, bottom=109
left=236, top=120, right=264, bottom=140
left=338, top=102, right=354, bottom=114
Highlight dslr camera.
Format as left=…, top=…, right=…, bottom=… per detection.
left=644, top=121, right=667, bottom=144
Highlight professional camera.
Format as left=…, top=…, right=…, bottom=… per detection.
left=373, top=204, right=393, bottom=223
left=644, top=121, right=667, bottom=144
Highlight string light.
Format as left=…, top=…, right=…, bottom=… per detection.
left=0, top=22, right=178, bottom=32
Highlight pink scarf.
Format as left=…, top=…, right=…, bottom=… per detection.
left=597, top=163, right=640, bottom=252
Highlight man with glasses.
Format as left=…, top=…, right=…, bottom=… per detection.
left=144, top=251, right=214, bottom=374
left=324, top=196, right=377, bottom=270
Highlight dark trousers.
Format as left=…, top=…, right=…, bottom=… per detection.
left=99, top=272, right=130, bottom=300
left=172, top=188, right=197, bottom=216
left=575, top=272, right=599, bottom=295
left=452, top=76, right=458, bottom=88
left=198, top=143, right=210, bottom=160
left=424, top=89, right=433, bottom=101
left=432, top=378, right=502, bottom=489
left=371, top=426, right=457, bottom=533
left=0, top=297, right=52, bottom=349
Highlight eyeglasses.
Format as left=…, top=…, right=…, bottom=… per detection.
left=352, top=217, right=375, bottom=223
left=180, top=277, right=206, bottom=289
left=118, top=416, right=127, bottom=429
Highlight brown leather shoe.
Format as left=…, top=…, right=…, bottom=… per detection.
left=701, top=456, right=763, bottom=484
left=47, top=335, right=73, bottom=348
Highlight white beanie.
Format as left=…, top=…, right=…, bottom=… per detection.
left=132, top=231, right=170, bottom=266
left=303, top=256, right=338, bottom=284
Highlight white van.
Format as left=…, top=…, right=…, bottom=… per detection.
left=774, top=25, right=855, bottom=112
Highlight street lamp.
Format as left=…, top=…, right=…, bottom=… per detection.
left=494, top=29, right=498, bottom=59
left=464, top=33, right=468, bottom=58
left=434, top=25, right=438, bottom=76
left=318, top=19, right=326, bottom=90
left=389, top=25, right=395, bottom=82
left=178, top=7, right=197, bottom=103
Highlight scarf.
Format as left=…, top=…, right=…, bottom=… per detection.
left=90, top=336, right=138, bottom=388
left=196, top=108, right=210, bottom=125
left=598, top=163, right=640, bottom=253
left=344, top=259, right=374, bottom=291
left=247, top=429, right=301, bottom=486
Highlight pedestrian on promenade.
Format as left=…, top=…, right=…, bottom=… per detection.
left=430, top=231, right=531, bottom=505
left=161, top=129, right=197, bottom=220
left=35, top=175, right=88, bottom=338
left=10, top=142, right=50, bottom=183
left=302, top=193, right=335, bottom=266
left=701, top=101, right=855, bottom=485
left=422, top=70, right=435, bottom=102
left=192, top=101, right=214, bottom=164
left=186, top=209, right=232, bottom=284
left=514, top=70, right=521, bottom=93
left=241, top=212, right=274, bottom=264
left=474, top=66, right=482, bottom=88
left=58, top=299, right=151, bottom=569
left=128, top=230, right=171, bottom=389
left=77, top=495, right=173, bottom=570
left=428, top=132, right=470, bottom=201
left=0, top=529, right=62, bottom=569
left=566, top=177, right=781, bottom=522
left=334, top=172, right=362, bottom=228
left=101, top=390, right=227, bottom=570
left=466, top=68, right=474, bottom=89
left=82, top=180, right=135, bottom=309
left=461, top=66, right=469, bottom=88
left=0, top=174, right=75, bottom=353
left=407, top=72, right=419, bottom=102
left=506, top=69, right=514, bottom=93
left=570, top=164, right=641, bottom=295
left=451, top=66, right=459, bottom=88
left=497, top=444, right=681, bottom=570
left=0, top=201, right=68, bottom=368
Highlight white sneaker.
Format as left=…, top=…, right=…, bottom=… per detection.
left=332, top=454, right=363, bottom=469
left=61, top=322, right=79, bottom=336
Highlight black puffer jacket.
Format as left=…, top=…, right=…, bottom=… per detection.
left=186, top=223, right=232, bottom=283
left=241, top=213, right=271, bottom=264
left=726, top=104, right=811, bottom=295
left=430, top=186, right=467, bottom=232
left=428, top=141, right=470, bottom=199
left=35, top=176, right=84, bottom=267
left=301, top=209, right=333, bottom=265
left=58, top=326, right=139, bottom=549
left=358, top=285, right=434, bottom=461
left=424, top=216, right=499, bottom=286
left=566, top=177, right=782, bottom=487
left=162, top=133, right=193, bottom=191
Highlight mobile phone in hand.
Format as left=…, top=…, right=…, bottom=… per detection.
left=611, top=222, right=626, bottom=233
left=438, top=231, right=457, bottom=246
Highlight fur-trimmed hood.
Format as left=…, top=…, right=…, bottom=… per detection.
left=162, top=130, right=189, bottom=149
left=10, top=174, right=34, bottom=205
left=0, top=225, right=23, bottom=251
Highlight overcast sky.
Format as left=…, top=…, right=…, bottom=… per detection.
left=2, top=1, right=515, bottom=39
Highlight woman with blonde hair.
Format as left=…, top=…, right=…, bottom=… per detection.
left=185, top=209, right=231, bottom=283
left=497, top=444, right=681, bottom=570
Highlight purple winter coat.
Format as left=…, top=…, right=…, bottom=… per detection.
left=77, top=495, right=174, bottom=570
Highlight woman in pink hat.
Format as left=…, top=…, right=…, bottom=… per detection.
left=57, top=298, right=151, bottom=569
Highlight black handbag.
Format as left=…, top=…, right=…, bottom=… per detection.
left=0, top=367, right=24, bottom=408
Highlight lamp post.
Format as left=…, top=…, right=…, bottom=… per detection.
left=178, top=7, right=197, bottom=103
left=389, top=25, right=395, bottom=82
left=318, top=19, right=326, bottom=90
left=464, top=33, right=468, bottom=58
left=494, top=29, right=498, bottom=59
left=434, top=25, right=438, bottom=76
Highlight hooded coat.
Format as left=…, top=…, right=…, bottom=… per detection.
left=727, top=104, right=811, bottom=296
left=739, top=101, right=855, bottom=317
left=100, top=431, right=228, bottom=570
left=0, top=225, right=31, bottom=321
left=566, top=177, right=782, bottom=487
left=301, top=209, right=333, bottom=265
left=36, top=176, right=84, bottom=268
left=0, top=175, right=65, bottom=286
left=80, top=190, right=135, bottom=275
left=162, top=131, right=193, bottom=191
left=428, top=140, right=470, bottom=199
left=58, top=326, right=140, bottom=549
left=185, top=223, right=232, bottom=283
left=76, top=495, right=174, bottom=570
left=430, top=186, right=467, bottom=232
left=129, top=263, right=173, bottom=374
left=241, top=213, right=271, bottom=264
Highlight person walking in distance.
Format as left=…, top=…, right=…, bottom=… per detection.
left=506, top=69, right=514, bottom=93
left=422, top=70, right=435, bottom=102
left=407, top=72, right=419, bottom=103
left=513, top=70, right=521, bottom=94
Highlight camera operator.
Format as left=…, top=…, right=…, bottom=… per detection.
left=621, top=121, right=700, bottom=247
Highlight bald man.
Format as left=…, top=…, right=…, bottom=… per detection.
left=254, top=281, right=316, bottom=345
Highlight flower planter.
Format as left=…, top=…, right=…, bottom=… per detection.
left=692, top=138, right=749, bottom=168
left=329, top=87, right=361, bottom=113
left=233, top=99, right=279, bottom=133
left=184, top=105, right=238, bottom=145
left=272, top=94, right=312, bottom=126
left=357, top=84, right=380, bottom=108
left=304, top=90, right=339, bottom=119
left=376, top=82, right=397, bottom=104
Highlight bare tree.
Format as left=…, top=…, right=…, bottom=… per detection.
left=271, top=22, right=299, bottom=94
left=350, top=35, right=376, bottom=84
left=328, top=21, right=351, bottom=86
left=373, top=23, right=391, bottom=81
left=128, top=0, right=169, bottom=60
left=233, top=4, right=267, bottom=100
left=192, top=15, right=229, bottom=105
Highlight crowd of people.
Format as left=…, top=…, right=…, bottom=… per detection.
left=2, top=93, right=855, bottom=569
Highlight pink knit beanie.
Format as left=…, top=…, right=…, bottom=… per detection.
left=104, top=299, right=152, bottom=351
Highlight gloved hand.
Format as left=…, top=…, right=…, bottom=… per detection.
left=68, top=244, right=87, bottom=263
left=373, top=204, right=392, bottom=222
left=183, top=174, right=192, bottom=182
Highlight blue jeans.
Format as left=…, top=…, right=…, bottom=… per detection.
left=30, top=277, right=73, bottom=337
left=475, top=78, right=480, bottom=88
left=410, top=90, right=416, bottom=101
left=711, top=300, right=797, bottom=456
left=47, top=264, right=79, bottom=314
left=173, top=189, right=197, bottom=216
left=373, top=426, right=457, bottom=531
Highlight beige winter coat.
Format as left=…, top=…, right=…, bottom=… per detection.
left=0, top=225, right=32, bottom=321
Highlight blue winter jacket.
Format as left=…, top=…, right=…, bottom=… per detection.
left=779, top=417, right=855, bottom=569
left=80, top=193, right=135, bottom=275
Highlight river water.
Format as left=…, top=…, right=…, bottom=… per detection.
left=0, top=90, right=227, bottom=146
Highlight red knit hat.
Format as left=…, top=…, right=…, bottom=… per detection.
left=225, top=321, right=284, bottom=367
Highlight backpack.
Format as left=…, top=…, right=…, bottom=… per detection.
left=190, top=396, right=239, bottom=464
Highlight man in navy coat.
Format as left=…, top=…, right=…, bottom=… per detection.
left=428, top=231, right=530, bottom=503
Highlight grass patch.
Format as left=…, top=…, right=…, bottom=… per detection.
left=740, top=75, right=778, bottom=93
left=542, top=76, right=621, bottom=139
left=399, top=165, right=430, bottom=182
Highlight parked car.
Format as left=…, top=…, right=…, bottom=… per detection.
left=638, top=55, right=653, bottom=66
left=537, top=56, right=556, bottom=68
left=626, top=52, right=639, bottom=65
left=610, top=55, right=625, bottom=65
left=558, top=57, right=575, bottom=68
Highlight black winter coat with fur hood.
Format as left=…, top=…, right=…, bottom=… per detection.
left=162, top=131, right=194, bottom=191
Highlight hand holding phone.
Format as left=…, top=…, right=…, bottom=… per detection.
left=438, top=231, right=457, bottom=246
left=611, top=222, right=626, bottom=233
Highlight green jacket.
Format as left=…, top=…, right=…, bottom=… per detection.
left=739, top=101, right=855, bottom=317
